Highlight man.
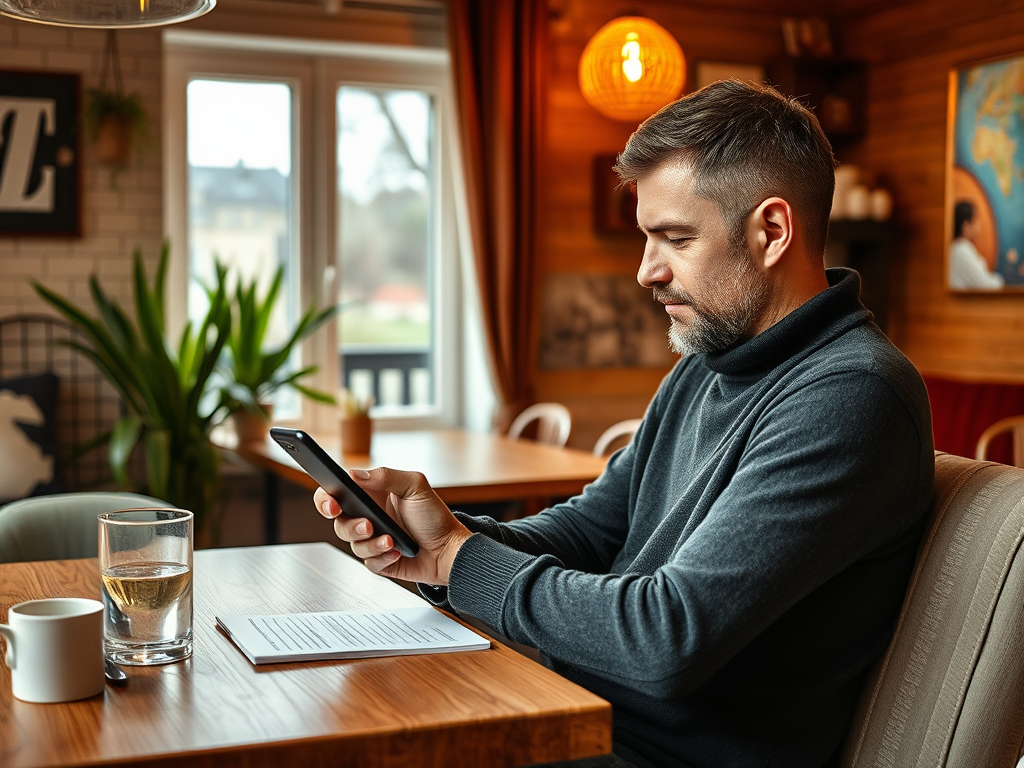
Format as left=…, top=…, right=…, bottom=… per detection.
left=315, top=81, right=934, bottom=768
left=949, top=200, right=1004, bottom=290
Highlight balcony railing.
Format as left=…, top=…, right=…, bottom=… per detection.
left=341, top=345, right=432, bottom=407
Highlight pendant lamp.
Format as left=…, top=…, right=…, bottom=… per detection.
left=578, top=16, right=685, bottom=123
left=0, top=0, right=215, bottom=28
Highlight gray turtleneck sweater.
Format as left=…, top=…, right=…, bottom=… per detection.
left=428, top=269, right=934, bottom=768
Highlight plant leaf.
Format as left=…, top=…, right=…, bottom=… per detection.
left=292, top=383, right=337, bottom=404
left=144, top=428, right=171, bottom=502
left=109, top=415, right=142, bottom=487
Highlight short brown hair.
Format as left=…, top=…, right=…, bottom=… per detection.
left=615, top=80, right=836, bottom=255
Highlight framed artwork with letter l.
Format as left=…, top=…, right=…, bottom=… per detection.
left=0, top=70, right=81, bottom=237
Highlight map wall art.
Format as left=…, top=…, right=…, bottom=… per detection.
left=945, top=53, right=1024, bottom=292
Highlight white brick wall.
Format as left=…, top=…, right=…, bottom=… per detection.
left=0, top=19, right=164, bottom=319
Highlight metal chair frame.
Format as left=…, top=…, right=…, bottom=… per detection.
left=0, top=314, right=122, bottom=490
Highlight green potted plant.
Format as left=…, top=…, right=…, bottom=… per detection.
left=84, top=87, right=148, bottom=169
left=218, top=264, right=338, bottom=444
left=33, top=243, right=231, bottom=540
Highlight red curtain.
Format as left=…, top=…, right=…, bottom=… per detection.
left=447, top=0, right=548, bottom=430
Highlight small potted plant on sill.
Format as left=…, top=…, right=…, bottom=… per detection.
left=217, top=264, right=338, bottom=444
left=339, top=389, right=375, bottom=455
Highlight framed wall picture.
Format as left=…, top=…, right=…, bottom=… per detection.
left=592, top=154, right=639, bottom=234
left=0, top=70, right=81, bottom=237
left=538, top=273, right=674, bottom=370
left=945, top=52, right=1024, bottom=292
left=694, top=61, right=766, bottom=91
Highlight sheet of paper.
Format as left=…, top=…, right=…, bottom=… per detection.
left=217, top=606, right=490, bottom=664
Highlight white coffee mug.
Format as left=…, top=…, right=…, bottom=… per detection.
left=0, top=598, right=105, bottom=703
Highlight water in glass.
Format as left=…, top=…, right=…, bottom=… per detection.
left=98, top=508, right=193, bottom=666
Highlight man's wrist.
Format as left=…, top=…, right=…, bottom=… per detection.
left=437, top=525, right=474, bottom=586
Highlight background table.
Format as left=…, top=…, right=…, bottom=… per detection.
left=219, top=429, right=609, bottom=543
left=0, top=543, right=611, bottom=768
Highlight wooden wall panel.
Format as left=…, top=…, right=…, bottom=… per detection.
left=536, top=0, right=808, bottom=449
left=536, top=0, right=1024, bottom=450
left=838, top=0, right=1024, bottom=381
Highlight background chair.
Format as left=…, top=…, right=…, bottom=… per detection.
left=508, top=402, right=572, bottom=447
left=0, top=491, right=169, bottom=564
left=975, top=414, right=1024, bottom=466
left=592, top=418, right=643, bottom=457
left=840, top=452, right=1024, bottom=767
left=0, top=314, right=123, bottom=491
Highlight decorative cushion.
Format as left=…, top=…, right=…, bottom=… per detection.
left=0, top=373, right=62, bottom=502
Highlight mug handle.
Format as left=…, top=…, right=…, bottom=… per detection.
left=0, top=624, right=13, bottom=669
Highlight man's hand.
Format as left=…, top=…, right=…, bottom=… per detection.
left=314, top=468, right=473, bottom=586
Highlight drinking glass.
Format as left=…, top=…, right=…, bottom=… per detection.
left=98, top=508, right=193, bottom=666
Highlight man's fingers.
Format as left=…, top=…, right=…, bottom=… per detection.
left=350, top=534, right=394, bottom=561
left=334, top=515, right=375, bottom=543
left=362, top=549, right=402, bottom=576
left=314, top=488, right=340, bottom=518
left=351, top=467, right=434, bottom=501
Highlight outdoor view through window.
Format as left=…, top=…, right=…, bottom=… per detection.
left=187, top=78, right=299, bottom=416
left=186, top=79, right=437, bottom=418
left=337, top=86, right=435, bottom=413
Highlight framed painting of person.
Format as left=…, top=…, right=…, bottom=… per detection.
left=945, top=52, right=1024, bottom=292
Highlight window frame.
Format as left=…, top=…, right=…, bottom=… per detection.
left=163, top=31, right=460, bottom=432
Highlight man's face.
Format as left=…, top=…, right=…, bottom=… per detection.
left=635, top=161, right=771, bottom=356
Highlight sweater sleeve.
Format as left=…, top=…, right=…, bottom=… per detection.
left=416, top=443, right=638, bottom=608
left=457, top=440, right=639, bottom=569
left=417, top=362, right=684, bottom=609
left=445, top=370, right=932, bottom=699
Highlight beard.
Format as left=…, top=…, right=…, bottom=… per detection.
left=656, top=244, right=772, bottom=356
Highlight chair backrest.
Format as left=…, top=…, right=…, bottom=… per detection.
left=976, top=414, right=1024, bottom=466
left=0, top=492, right=170, bottom=564
left=593, top=418, right=643, bottom=457
left=507, top=402, right=572, bottom=447
left=0, top=314, right=122, bottom=490
left=841, top=452, right=1024, bottom=768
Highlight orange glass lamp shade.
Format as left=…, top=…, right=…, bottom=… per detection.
left=579, top=16, right=686, bottom=123
left=581, top=16, right=684, bottom=123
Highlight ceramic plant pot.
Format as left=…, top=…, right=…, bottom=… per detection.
left=340, top=416, right=372, bottom=455
left=232, top=403, right=273, bottom=444
left=93, top=113, right=132, bottom=165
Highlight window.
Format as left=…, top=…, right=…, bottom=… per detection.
left=186, top=78, right=300, bottom=416
left=336, top=86, right=435, bottom=413
left=164, top=33, right=460, bottom=428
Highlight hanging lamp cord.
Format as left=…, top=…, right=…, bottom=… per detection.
left=99, top=30, right=125, bottom=95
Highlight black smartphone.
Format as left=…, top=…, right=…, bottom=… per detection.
left=269, top=427, right=419, bottom=557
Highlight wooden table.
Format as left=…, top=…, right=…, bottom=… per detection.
left=0, top=543, right=611, bottom=768
left=218, top=429, right=609, bottom=543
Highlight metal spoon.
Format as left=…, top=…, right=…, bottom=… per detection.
left=104, top=657, right=127, bottom=685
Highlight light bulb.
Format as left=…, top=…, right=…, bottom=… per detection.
left=621, top=40, right=643, bottom=82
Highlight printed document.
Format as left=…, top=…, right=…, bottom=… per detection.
left=216, top=606, right=490, bottom=664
